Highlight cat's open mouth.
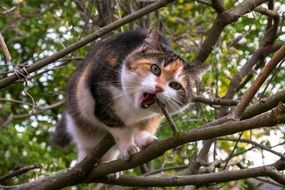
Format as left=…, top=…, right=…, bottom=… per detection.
left=140, top=92, right=156, bottom=108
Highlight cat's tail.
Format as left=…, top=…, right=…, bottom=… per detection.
left=51, top=112, right=72, bottom=147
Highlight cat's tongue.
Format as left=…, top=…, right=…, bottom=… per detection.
left=140, top=92, right=156, bottom=108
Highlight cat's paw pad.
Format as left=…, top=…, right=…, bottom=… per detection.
left=106, top=171, right=123, bottom=181
left=135, top=132, right=158, bottom=149
left=120, top=144, right=139, bottom=160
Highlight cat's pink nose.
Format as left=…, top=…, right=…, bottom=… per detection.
left=155, top=85, right=164, bottom=93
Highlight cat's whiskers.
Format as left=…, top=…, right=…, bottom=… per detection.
left=160, top=91, right=192, bottom=122
left=169, top=98, right=193, bottom=122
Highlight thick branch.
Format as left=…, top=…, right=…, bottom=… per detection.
left=242, top=89, right=285, bottom=119
left=0, top=0, right=174, bottom=89
left=10, top=134, right=115, bottom=190
left=194, top=0, right=269, bottom=65
left=211, top=0, right=225, bottom=13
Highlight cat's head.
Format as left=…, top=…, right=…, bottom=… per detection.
left=121, top=27, right=206, bottom=114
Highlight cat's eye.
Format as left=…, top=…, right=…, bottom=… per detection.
left=150, top=64, right=161, bottom=76
left=169, top=81, right=182, bottom=90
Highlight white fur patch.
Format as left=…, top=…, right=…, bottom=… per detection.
left=65, top=112, right=108, bottom=161
left=110, top=85, right=157, bottom=125
left=108, top=127, right=139, bottom=160
left=134, top=131, right=157, bottom=149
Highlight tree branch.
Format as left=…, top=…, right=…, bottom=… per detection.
left=211, top=0, right=225, bottom=13
left=0, top=100, right=65, bottom=129
left=95, top=160, right=285, bottom=187
left=0, top=33, right=11, bottom=62
left=232, top=43, right=285, bottom=119
left=191, top=96, right=238, bottom=106
left=156, top=98, right=177, bottom=134
left=8, top=134, right=115, bottom=190
left=0, top=164, right=42, bottom=182
left=242, top=89, right=285, bottom=119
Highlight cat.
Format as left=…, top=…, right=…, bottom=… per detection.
left=52, top=27, right=205, bottom=164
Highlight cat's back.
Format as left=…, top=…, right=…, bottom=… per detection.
left=84, top=30, right=148, bottom=65
left=68, top=30, right=149, bottom=89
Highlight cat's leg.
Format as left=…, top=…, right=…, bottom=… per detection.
left=99, top=146, right=122, bottom=179
left=99, top=146, right=120, bottom=164
left=107, top=127, right=139, bottom=160
left=134, top=116, right=161, bottom=149
left=65, top=112, right=108, bottom=162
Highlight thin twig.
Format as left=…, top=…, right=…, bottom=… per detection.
left=0, top=164, right=42, bottom=182
left=218, top=137, right=285, bottom=160
left=143, top=165, right=187, bottom=176
left=222, top=131, right=243, bottom=170
left=258, top=58, right=284, bottom=100
left=0, top=33, right=11, bottom=61
left=0, top=100, right=65, bottom=129
left=155, top=98, right=177, bottom=134
left=191, top=96, right=238, bottom=106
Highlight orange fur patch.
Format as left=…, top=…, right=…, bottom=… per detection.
left=128, top=59, right=153, bottom=74
left=158, top=59, right=186, bottom=89
left=163, top=59, right=184, bottom=74
left=106, top=54, right=118, bottom=66
left=76, top=64, right=92, bottom=117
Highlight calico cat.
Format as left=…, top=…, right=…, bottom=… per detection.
left=52, top=27, right=205, bottom=163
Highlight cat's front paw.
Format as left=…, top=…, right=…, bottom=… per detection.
left=135, top=131, right=158, bottom=149
left=119, top=144, right=140, bottom=160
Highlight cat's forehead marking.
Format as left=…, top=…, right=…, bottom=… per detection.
left=163, top=59, right=184, bottom=73
left=127, top=58, right=154, bottom=73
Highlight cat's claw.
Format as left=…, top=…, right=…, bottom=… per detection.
left=120, top=144, right=140, bottom=160
left=135, top=132, right=157, bottom=149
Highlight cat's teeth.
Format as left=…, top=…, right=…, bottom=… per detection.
left=142, top=104, right=148, bottom=108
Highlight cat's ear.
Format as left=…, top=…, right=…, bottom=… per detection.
left=186, top=63, right=208, bottom=81
left=141, top=27, right=161, bottom=52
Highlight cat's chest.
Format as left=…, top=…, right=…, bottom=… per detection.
left=110, top=86, right=155, bottom=126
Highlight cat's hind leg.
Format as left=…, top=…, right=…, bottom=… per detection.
left=65, top=112, right=108, bottom=162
